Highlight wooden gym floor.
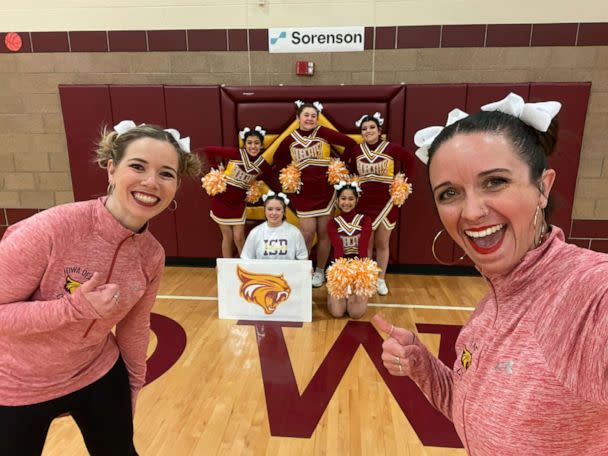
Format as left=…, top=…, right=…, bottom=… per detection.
left=42, top=266, right=488, bottom=456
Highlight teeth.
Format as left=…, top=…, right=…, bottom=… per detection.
left=133, top=192, right=159, bottom=204
left=465, top=224, right=504, bottom=238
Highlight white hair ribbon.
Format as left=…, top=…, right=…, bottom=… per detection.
left=312, top=101, right=324, bottom=112
left=262, top=190, right=275, bottom=202
left=481, top=92, right=561, bottom=133
left=113, top=120, right=138, bottom=135
left=239, top=127, right=251, bottom=139
left=113, top=120, right=191, bottom=153
left=334, top=180, right=362, bottom=195
left=277, top=192, right=290, bottom=205
left=354, top=115, right=367, bottom=128
left=164, top=128, right=191, bottom=153
left=294, top=100, right=304, bottom=108
left=372, top=112, right=385, bottom=126
left=254, top=125, right=266, bottom=137
left=414, top=108, right=469, bottom=165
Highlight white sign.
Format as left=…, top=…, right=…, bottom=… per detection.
left=217, top=258, right=313, bottom=322
left=268, top=26, right=365, bottom=53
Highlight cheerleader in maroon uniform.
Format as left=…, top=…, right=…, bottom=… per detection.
left=203, top=126, right=270, bottom=257
left=273, top=101, right=357, bottom=287
left=326, top=182, right=372, bottom=319
left=349, top=113, right=414, bottom=295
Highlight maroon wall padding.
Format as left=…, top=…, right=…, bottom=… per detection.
left=60, top=83, right=589, bottom=265
left=221, top=85, right=407, bottom=263
left=59, top=85, right=113, bottom=201
left=109, top=86, right=178, bottom=256
left=529, top=83, right=590, bottom=235
left=400, top=84, right=467, bottom=265
left=164, top=86, right=223, bottom=258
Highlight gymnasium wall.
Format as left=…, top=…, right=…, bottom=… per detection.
left=0, top=2, right=607, bottom=251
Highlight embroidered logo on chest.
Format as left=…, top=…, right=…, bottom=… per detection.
left=461, top=346, right=472, bottom=370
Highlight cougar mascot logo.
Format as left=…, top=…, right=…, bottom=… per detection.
left=236, top=265, right=291, bottom=315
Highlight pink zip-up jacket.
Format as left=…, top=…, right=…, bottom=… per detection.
left=408, top=227, right=608, bottom=455
left=0, top=198, right=164, bottom=407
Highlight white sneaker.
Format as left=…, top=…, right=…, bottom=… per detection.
left=377, top=278, right=389, bottom=296
left=312, top=269, right=325, bottom=287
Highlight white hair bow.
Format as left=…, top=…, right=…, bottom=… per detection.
left=254, top=125, right=266, bottom=137
left=113, top=120, right=191, bottom=153
left=262, top=190, right=290, bottom=205
left=239, top=127, right=251, bottom=139
left=413, top=109, right=468, bottom=165
left=372, top=112, right=384, bottom=126
left=312, top=101, right=324, bottom=112
left=294, top=100, right=304, bottom=108
left=334, top=180, right=362, bottom=195
left=355, top=112, right=385, bottom=128
left=481, top=92, right=561, bottom=133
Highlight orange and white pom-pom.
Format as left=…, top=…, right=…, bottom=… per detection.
left=279, top=163, right=302, bottom=194
left=351, top=257, right=381, bottom=297
left=390, top=173, right=413, bottom=207
left=201, top=169, right=227, bottom=196
left=327, top=159, right=350, bottom=185
left=245, top=180, right=263, bottom=204
left=326, top=258, right=353, bottom=298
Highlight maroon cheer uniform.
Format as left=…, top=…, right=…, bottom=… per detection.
left=347, top=141, right=414, bottom=230
left=203, top=146, right=270, bottom=225
left=327, top=212, right=372, bottom=260
left=273, top=126, right=356, bottom=218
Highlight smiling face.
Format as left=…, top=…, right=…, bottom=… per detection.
left=264, top=199, right=285, bottom=227
left=337, top=188, right=358, bottom=213
left=361, top=120, right=381, bottom=145
left=106, top=137, right=179, bottom=231
left=429, top=132, right=555, bottom=276
left=298, top=107, right=319, bottom=132
left=244, top=135, right=262, bottom=157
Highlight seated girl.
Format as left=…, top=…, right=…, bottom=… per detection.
left=326, top=182, right=374, bottom=319
left=241, top=191, right=308, bottom=261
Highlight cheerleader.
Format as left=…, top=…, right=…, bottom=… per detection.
left=202, top=126, right=270, bottom=258
left=273, top=101, right=357, bottom=287
left=348, top=113, right=414, bottom=295
left=326, top=182, right=373, bottom=319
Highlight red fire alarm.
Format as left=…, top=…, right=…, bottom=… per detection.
left=295, top=61, right=314, bottom=76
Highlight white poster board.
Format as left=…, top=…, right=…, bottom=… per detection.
left=217, top=258, right=313, bottom=322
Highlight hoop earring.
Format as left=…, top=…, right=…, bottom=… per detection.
left=168, top=199, right=178, bottom=211
left=107, top=182, right=115, bottom=195
left=432, top=229, right=467, bottom=266
left=533, top=205, right=546, bottom=247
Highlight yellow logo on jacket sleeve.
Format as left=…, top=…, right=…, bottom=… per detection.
left=461, top=347, right=472, bottom=370
left=64, top=275, right=82, bottom=294
left=236, top=265, right=291, bottom=315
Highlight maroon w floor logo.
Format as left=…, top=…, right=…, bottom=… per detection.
left=238, top=320, right=463, bottom=448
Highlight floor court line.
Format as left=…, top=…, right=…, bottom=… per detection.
left=156, top=294, right=475, bottom=311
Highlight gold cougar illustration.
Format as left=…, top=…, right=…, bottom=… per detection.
left=236, top=265, right=291, bottom=315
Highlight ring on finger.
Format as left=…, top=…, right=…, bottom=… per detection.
left=394, top=355, right=401, bottom=366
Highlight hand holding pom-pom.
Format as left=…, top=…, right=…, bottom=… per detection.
left=245, top=180, right=263, bottom=203
left=201, top=169, right=227, bottom=196
left=279, top=163, right=302, bottom=194
left=326, top=258, right=353, bottom=298
left=327, top=159, right=350, bottom=185
left=390, top=173, right=413, bottom=207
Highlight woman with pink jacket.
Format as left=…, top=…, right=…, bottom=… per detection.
left=0, top=121, right=200, bottom=455
left=376, top=93, right=608, bottom=455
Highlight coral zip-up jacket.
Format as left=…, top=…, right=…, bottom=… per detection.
left=0, top=198, right=164, bottom=406
left=408, top=227, right=608, bottom=455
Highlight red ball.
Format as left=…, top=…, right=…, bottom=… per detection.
left=5, top=32, right=23, bottom=52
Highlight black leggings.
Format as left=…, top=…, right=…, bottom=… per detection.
left=0, top=356, right=137, bottom=456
